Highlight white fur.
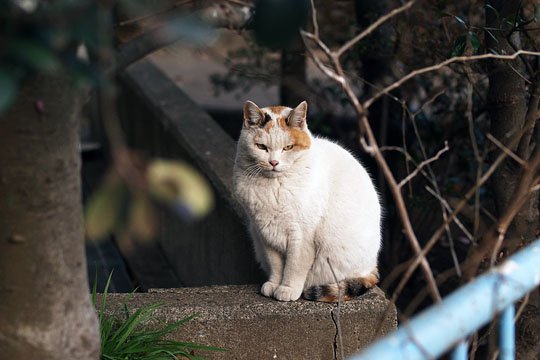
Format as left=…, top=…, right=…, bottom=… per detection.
left=233, top=103, right=381, bottom=301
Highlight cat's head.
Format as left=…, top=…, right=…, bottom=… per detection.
left=236, top=100, right=312, bottom=178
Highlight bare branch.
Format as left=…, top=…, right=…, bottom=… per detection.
left=309, top=0, right=319, bottom=38
left=336, top=0, right=416, bottom=58
left=425, top=186, right=474, bottom=247
left=397, top=142, right=449, bottom=189
left=364, top=50, right=540, bottom=110
left=487, top=133, right=527, bottom=167
left=305, top=3, right=442, bottom=303
left=301, top=33, right=344, bottom=85
left=517, top=75, right=540, bottom=159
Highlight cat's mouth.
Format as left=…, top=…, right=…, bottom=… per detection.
left=263, top=167, right=283, bottom=177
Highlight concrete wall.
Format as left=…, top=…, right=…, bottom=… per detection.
left=103, top=285, right=397, bottom=360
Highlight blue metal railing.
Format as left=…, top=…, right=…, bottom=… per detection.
left=350, top=238, right=540, bottom=360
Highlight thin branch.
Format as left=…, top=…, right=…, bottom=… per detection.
left=464, top=71, right=482, bottom=240
left=117, top=0, right=192, bottom=27
left=425, top=186, right=465, bottom=278
left=300, top=30, right=334, bottom=63
left=336, top=0, right=416, bottom=58
left=487, top=133, right=527, bottom=167
left=517, top=75, right=540, bottom=159
left=309, top=0, right=319, bottom=38
left=306, top=2, right=442, bottom=303
left=364, top=50, right=540, bottom=110
left=388, top=146, right=512, bottom=306
left=397, top=142, right=449, bottom=189
left=468, top=146, right=540, bottom=277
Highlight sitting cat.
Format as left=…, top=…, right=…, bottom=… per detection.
left=232, top=100, right=381, bottom=302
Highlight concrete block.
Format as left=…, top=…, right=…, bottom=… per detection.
left=102, top=285, right=396, bottom=359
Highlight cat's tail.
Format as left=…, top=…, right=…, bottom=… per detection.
left=302, top=269, right=379, bottom=303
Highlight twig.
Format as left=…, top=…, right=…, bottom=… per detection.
left=388, top=146, right=513, bottom=307
left=397, top=142, right=449, bottom=189
left=517, top=75, right=540, bottom=159
left=309, top=0, right=319, bottom=38
left=336, top=0, right=416, bottom=58
left=305, top=0, right=442, bottom=303
left=117, top=0, right=192, bottom=27
left=425, top=186, right=465, bottom=277
left=425, top=187, right=474, bottom=245
left=363, top=50, right=540, bottom=110
left=464, top=71, right=482, bottom=240
left=487, top=133, right=527, bottom=167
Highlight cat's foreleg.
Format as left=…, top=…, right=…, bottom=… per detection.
left=260, top=245, right=284, bottom=297
left=274, top=231, right=315, bottom=302
left=250, top=224, right=285, bottom=297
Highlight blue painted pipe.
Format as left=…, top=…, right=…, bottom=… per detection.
left=451, top=340, right=468, bottom=360
left=499, top=305, right=515, bottom=360
left=349, top=238, right=540, bottom=360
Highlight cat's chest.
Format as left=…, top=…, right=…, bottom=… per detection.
left=248, top=182, right=297, bottom=213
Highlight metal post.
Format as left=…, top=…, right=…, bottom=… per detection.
left=499, top=305, right=515, bottom=360
left=348, top=238, right=540, bottom=360
left=451, top=340, right=468, bottom=360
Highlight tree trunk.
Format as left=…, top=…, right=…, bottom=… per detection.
left=485, top=0, right=539, bottom=246
left=0, top=72, right=100, bottom=359
left=280, top=35, right=307, bottom=107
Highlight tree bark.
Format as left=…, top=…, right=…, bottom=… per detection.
left=280, top=35, right=307, bottom=107
left=0, top=72, right=100, bottom=359
left=485, top=0, right=539, bottom=247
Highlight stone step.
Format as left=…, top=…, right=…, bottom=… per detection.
left=101, top=284, right=396, bottom=359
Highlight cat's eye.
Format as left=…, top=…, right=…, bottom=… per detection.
left=283, top=145, right=294, bottom=151
left=255, top=143, right=268, bottom=151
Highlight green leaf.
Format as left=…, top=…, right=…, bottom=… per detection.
left=485, top=4, right=500, bottom=21
left=450, top=34, right=467, bottom=57
left=441, top=12, right=468, bottom=28
left=469, top=31, right=480, bottom=55
left=147, top=160, right=214, bottom=219
left=9, top=39, right=61, bottom=72
left=0, top=69, right=17, bottom=114
left=85, top=173, right=127, bottom=241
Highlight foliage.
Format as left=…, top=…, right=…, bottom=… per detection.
left=92, top=274, right=225, bottom=360
left=0, top=0, right=99, bottom=113
left=0, top=0, right=215, bottom=114
left=85, top=159, right=214, bottom=242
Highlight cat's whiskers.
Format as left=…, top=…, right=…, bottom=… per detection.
left=243, top=163, right=264, bottom=184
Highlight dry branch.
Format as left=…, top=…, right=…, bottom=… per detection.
left=397, top=142, right=449, bottom=189
left=304, top=0, right=442, bottom=303
left=363, top=51, right=540, bottom=110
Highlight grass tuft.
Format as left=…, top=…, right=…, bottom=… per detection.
left=92, top=272, right=225, bottom=360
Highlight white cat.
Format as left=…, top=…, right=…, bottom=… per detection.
left=232, top=100, right=381, bottom=302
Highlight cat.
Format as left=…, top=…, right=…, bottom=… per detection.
left=232, top=100, right=381, bottom=302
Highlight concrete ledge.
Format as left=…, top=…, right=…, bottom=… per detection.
left=102, top=285, right=397, bottom=359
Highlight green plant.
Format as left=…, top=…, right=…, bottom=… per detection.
left=92, top=274, right=224, bottom=360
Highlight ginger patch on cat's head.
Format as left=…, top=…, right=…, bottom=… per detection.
left=243, top=100, right=312, bottom=150
left=266, top=102, right=311, bottom=150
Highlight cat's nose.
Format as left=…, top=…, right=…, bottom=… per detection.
left=269, top=160, right=279, bottom=167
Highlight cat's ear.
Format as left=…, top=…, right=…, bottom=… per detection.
left=287, top=101, right=308, bottom=128
left=243, top=100, right=264, bottom=128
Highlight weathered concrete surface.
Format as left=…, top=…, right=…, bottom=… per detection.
left=101, top=285, right=396, bottom=359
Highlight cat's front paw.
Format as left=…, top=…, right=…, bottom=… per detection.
left=273, top=285, right=302, bottom=302
left=261, top=281, right=278, bottom=297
